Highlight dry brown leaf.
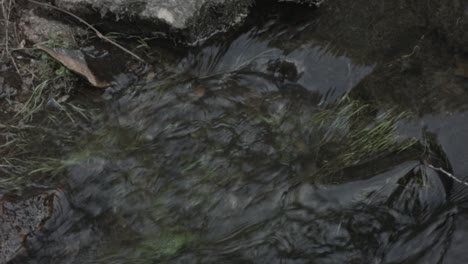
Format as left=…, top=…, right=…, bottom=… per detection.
left=36, top=44, right=112, bottom=88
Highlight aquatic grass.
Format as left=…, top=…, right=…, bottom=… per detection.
left=309, top=97, right=417, bottom=172
left=19, top=125, right=157, bottom=181
left=182, top=153, right=229, bottom=185
left=27, top=152, right=90, bottom=176
left=139, top=229, right=193, bottom=257
left=312, top=97, right=370, bottom=143
left=0, top=145, right=93, bottom=191
left=341, top=110, right=416, bottom=166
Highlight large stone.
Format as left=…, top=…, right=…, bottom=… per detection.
left=0, top=189, right=72, bottom=263
left=27, top=0, right=325, bottom=43
left=54, top=0, right=254, bottom=41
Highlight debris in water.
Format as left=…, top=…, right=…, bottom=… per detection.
left=193, top=86, right=207, bottom=97
left=36, top=44, right=112, bottom=88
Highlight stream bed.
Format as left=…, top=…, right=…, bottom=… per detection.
left=2, top=1, right=468, bottom=264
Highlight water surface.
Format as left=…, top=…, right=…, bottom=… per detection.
left=7, top=2, right=468, bottom=264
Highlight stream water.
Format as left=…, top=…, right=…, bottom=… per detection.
left=5, top=2, right=468, bottom=264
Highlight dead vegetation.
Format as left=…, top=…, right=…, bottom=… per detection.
left=0, top=0, right=19, bottom=68
left=29, top=0, right=146, bottom=63
left=0, top=0, right=157, bottom=192
left=0, top=0, right=99, bottom=191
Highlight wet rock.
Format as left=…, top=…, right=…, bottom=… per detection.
left=314, top=0, right=424, bottom=64
left=54, top=0, right=253, bottom=41
left=48, top=0, right=326, bottom=42
left=18, top=10, right=86, bottom=45
left=304, top=0, right=467, bottom=54
left=0, top=189, right=71, bottom=263
left=266, top=59, right=300, bottom=82
left=407, top=0, right=468, bottom=53
left=350, top=36, right=468, bottom=115
left=245, top=0, right=424, bottom=67
left=0, top=187, right=99, bottom=263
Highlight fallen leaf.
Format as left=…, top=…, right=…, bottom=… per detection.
left=36, top=44, right=112, bottom=88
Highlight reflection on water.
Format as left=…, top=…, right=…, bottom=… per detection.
left=4, top=1, right=468, bottom=264
left=180, top=8, right=374, bottom=104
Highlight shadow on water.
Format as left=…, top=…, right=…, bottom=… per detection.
left=5, top=1, right=468, bottom=263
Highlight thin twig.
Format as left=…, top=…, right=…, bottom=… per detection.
left=427, top=164, right=468, bottom=187
left=28, top=0, right=146, bottom=63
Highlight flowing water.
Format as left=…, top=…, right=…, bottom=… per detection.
left=4, top=2, right=468, bottom=264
